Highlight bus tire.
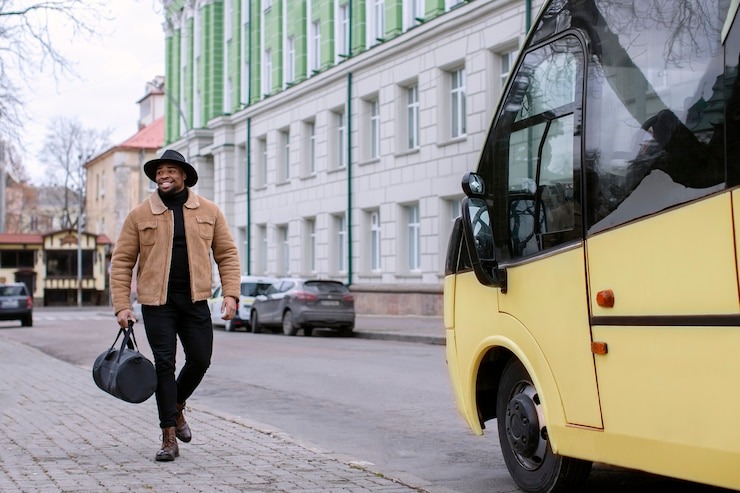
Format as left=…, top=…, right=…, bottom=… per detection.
left=496, top=358, right=591, bottom=493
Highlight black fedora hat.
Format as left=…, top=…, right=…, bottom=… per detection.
left=143, top=149, right=198, bottom=187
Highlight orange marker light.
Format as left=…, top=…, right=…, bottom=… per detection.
left=591, top=342, right=608, bottom=355
left=596, top=289, right=615, bottom=308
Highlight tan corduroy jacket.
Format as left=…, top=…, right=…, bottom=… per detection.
left=110, top=188, right=241, bottom=315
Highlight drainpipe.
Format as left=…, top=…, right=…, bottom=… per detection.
left=346, top=72, right=353, bottom=286
left=246, top=117, right=252, bottom=275
left=245, top=4, right=253, bottom=275
left=526, top=0, right=532, bottom=32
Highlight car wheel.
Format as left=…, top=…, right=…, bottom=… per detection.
left=21, top=314, right=32, bottom=327
left=304, top=328, right=313, bottom=337
left=340, top=324, right=354, bottom=336
left=250, top=310, right=261, bottom=334
left=282, top=311, right=298, bottom=336
left=497, top=358, right=591, bottom=493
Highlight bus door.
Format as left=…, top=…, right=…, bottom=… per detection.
left=583, top=0, right=740, bottom=459
left=484, top=34, right=603, bottom=428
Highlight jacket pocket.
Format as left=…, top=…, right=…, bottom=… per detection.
left=138, top=220, right=158, bottom=246
left=196, top=216, right=216, bottom=240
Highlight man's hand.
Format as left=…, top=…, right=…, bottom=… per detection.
left=221, top=296, right=238, bottom=320
left=116, top=308, right=136, bottom=328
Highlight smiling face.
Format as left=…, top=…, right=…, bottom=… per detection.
left=155, top=163, right=187, bottom=195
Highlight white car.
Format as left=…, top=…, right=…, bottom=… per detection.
left=208, top=275, right=277, bottom=331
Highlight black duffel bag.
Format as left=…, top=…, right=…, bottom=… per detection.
left=93, top=322, right=157, bottom=403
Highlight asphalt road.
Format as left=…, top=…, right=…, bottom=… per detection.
left=0, top=308, right=734, bottom=493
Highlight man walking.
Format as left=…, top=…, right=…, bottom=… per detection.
left=110, top=149, right=241, bottom=461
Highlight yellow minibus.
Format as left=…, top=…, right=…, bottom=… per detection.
left=444, top=0, right=739, bottom=491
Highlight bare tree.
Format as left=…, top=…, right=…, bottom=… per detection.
left=0, top=0, right=107, bottom=142
left=39, top=116, right=111, bottom=230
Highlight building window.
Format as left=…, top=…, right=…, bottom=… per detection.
left=236, top=144, right=247, bottom=191
left=285, top=36, right=295, bottom=86
left=370, top=99, right=380, bottom=159
left=241, top=0, right=250, bottom=104
left=336, top=3, right=350, bottom=61
left=278, top=224, right=289, bottom=275
left=311, top=21, right=321, bottom=72
left=370, top=210, right=381, bottom=272
left=407, top=84, right=419, bottom=149
left=258, top=224, right=268, bottom=274
left=303, top=217, right=316, bottom=274
left=367, top=0, right=385, bottom=46
left=403, top=0, right=424, bottom=30
left=279, top=128, right=290, bottom=182
left=263, top=49, right=272, bottom=96
left=406, top=203, right=421, bottom=271
left=0, top=250, right=35, bottom=268
left=256, top=137, right=268, bottom=186
left=501, top=49, right=518, bottom=90
left=303, top=120, right=316, bottom=176
left=237, top=226, right=247, bottom=273
left=334, top=213, right=347, bottom=273
left=451, top=68, right=466, bottom=138
left=331, top=108, right=347, bottom=169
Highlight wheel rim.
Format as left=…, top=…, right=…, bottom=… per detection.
left=504, top=381, right=548, bottom=471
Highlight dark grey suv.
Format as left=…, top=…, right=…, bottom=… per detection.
left=249, top=278, right=355, bottom=336
left=0, top=282, right=33, bottom=327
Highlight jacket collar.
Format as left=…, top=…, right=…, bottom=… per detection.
left=148, top=188, right=200, bottom=215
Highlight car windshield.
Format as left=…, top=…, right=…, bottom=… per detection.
left=304, top=281, right=348, bottom=294
left=241, top=282, right=274, bottom=296
left=0, top=286, right=25, bottom=296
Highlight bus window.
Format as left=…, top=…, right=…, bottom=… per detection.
left=584, top=1, right=730, bottom=233
left=492, top=35, right=583, bottom=261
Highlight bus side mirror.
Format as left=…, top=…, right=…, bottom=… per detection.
left=460, top=196, right=508, bottom=292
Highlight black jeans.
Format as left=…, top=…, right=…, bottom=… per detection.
left=142, top=291, right=213, bottom=429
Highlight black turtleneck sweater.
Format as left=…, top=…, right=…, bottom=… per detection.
left=159, top=188, right=191, bottom=294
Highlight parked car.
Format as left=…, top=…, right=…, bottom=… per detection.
left=209, top=275, right=277, bottom=331
left=249, top=278, right=355, bottom=336
left=0, top=282, right=33, bottom=327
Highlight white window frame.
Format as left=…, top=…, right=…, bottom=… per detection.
left=366, top=0, right=385, bottom=47
left=403, top=0, right=424, bottom=31
left=278, top=224, right=290, bottom=275
left=406, top=204, right=421, bottom=271
left=335, top=2, right=350, bottom=61
left=311, top=21, right=321, bottom=72
left=407, top=84, right=419, bottom=149
left=257, top=224, right=268, bottom=274
left=279, top=128, right=290, bottom=182
left=303, top=217, right=316, bottom=274
left=285, top=35, right=295, bottom=86
left=241, top=0, right=250, bottom=105
left=336, top=214, right=347, bottom=273
left=331, top=108, right=347, bottom=169
left=263, top=49, right=272, bottom=96
left=451, top=67, right=466, bottom=138
left=370, top=210, right=381, bottom=272
left=370, top=99, right=380, bottom=159
left=256, top=136, right=268, bottom=186
left=303, top=120, right=317, bottom=176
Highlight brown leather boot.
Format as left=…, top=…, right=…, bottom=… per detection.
left=175, top=402, right=192, bottom=443
left=155, top=427, right=179, bottom=462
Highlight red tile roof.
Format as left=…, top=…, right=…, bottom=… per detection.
left=119, top=117, right=164, bottom=150
left=0, top=234, right=44, bottom=245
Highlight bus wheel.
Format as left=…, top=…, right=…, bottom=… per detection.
left=496, top=359, right=591, bottom=493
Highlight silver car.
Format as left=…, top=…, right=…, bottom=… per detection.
left=249, top=278, right=355, bottom=336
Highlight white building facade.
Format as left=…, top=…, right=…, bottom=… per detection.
left=161, top=0, right=538, bottom=315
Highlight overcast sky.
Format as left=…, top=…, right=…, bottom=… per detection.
left=21, top=0, right=165, bottom=183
